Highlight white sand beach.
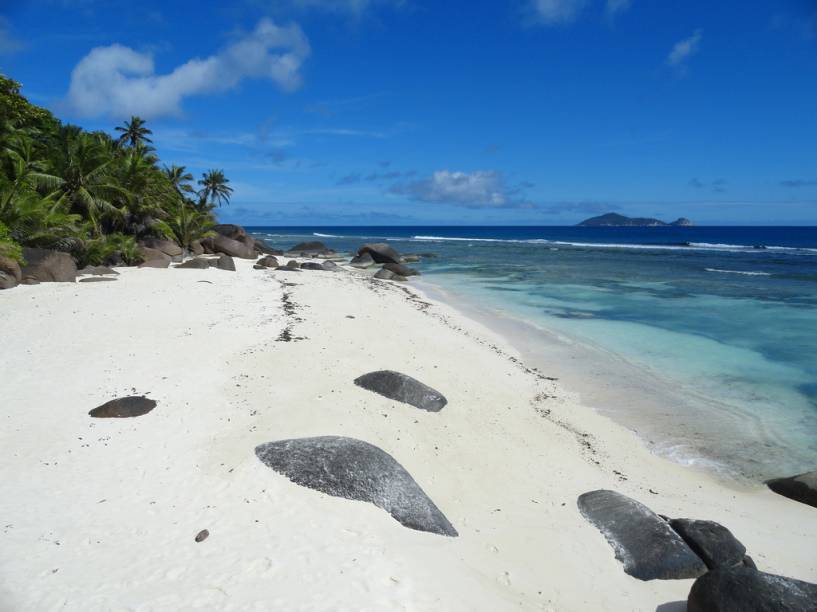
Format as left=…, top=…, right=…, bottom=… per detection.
left=1, top=258, right=815, bottom=611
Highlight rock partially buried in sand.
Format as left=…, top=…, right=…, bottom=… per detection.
left=21, top=247, right=77, bottom=283
left=195, top=529, right=209, bottom=543
left=577, top=490, right=707, bottom=580
left=89, top=396, right=156, bottom=418
left=349, top=252, right=375, bottom=268
left=139, top=258, right=170, bottom=269
left=766, top=470, right=817, bottom=509
left=79, top=277, right=117, bottom=282
left=174, top=258, right=211, bottom=269
left=354, top=370, right=447, bottom=412
left=373, top=268, right=399, bottom=281
left=214, top=254, right=236, bottom=271
left=255, top=436, right=458, bottom=536
left=687, top=566, right=817, bottom=612
left=669, top=518, right=746, bottom=570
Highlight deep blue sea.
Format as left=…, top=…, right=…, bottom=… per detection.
left=248, top=226, right=817, bottom=482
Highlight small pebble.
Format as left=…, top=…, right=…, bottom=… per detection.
left=195, top=529, right=209, bottom=543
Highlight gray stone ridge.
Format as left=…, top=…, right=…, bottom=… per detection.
left=353, top=370, right=448, bottom=412
left=577, top=489, right=708, bottom=581
left=255, top=436, right=458, bottom=537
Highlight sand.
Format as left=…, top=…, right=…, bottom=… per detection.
left=0, top=258, right=815, bottom=611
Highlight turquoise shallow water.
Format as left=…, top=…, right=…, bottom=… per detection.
left=250, top=226, right=817, bottom=481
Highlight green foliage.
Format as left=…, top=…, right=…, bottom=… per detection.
left=0, top=221, right=23, bottom=262
left=0, top=71, right=227, bottom=266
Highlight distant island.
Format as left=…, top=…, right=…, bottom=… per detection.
left=577, top=213, right=693, bottom=227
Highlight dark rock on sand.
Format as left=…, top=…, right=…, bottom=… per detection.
left=140, top=237, right=183, bottom=259
left=139, top=258, right=170, bottom=269
left=373, top=268, right=395, bottom=280
left=321, top=260, right=338, bottom=271
left=766, top=470, right=817, bottom=509
left=349, top=252, right=375, bottom=268
left=174, top=257, right=211, bottom=269
left=195, top=529, right=209, bottom=543
left=687, top=566, right=817, bottom=612
left=356, top=243, right=401, bottom=264
left=577, top=490, right=707, bottom=580
left=354, top=370, right=447, bottom=412
left=669, top=519, right=747, bottom=570
left=300, top=262, right=326, bottom=271
left=21, top=248, right=77, bottom=283
left=0, top=270, right=18, bottom=289
left=286, top=260, right=300, bottom=270
left=0, top=255, right=22, bottom=283
left=79, top=277, right=117, bottom=282
left=289, top=241, right=333, bottom=254
left=190, top=240, right=205, bottom=256
left=256, top=255, right=279, bottom=268
left=255, top=436, right=458, bottom=536
left=214, top=254, right=236, bottom=271
left=382, top=262, right=420, bottom=277
left=89, top=396, right=157, bottom=418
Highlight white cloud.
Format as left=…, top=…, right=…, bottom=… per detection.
left=606, top=0, right=632, bottom=17
left=667, top=29, right=703, bottom=68
left=64, top=18, right=310, bottom=119
left=531, top=0, right=588, bottom=25
left=391, top=170, right=530, bottom=208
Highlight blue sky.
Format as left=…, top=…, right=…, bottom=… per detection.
left=1, top=0, right=817, bottom=225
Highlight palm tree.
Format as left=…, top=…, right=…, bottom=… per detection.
left=51, top=131, right=131, bottom=237
left=163, top=164, right=195, bottom=197
left=115, top=116, right=153, bottom=148
left=155, top=202, right=215, bottom=249
left=197, top=169, right=233, bottom=209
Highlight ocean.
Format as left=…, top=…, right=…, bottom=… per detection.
left=248, top=226, right=817, bottom=483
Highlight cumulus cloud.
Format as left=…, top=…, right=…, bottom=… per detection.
left=530, top=0, right=588, bottom=25
left=667, top=29, right=703, bottom=69
left=64, top=18, right=310, bottom=118
left=390, top=170, right=532, bottom=208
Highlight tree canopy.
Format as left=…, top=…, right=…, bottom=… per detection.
left=0, top=73, right=229, bottom=266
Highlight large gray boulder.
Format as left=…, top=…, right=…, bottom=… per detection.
left=0, top=271, right=18, bottom=289
left=255, top=436, right=458, bottom=537
left=20, top=248, right=77, bottom=283
left=0, top=255, right=22, bottom=283
left=382, top=262, right=420, bottom=277
left=205, top=235, right=256, bottom=259
left=300, top=262, right=326, bottom=271
left=373, top=268, right=395, bottom=280
left=212, top=224, right=248, bottom=241
left=138, top=258, right=170, bottom=269
left=140, top=237, right=183, bottom=259
left=190, top=240, right=205, bottom=256
left=356, top=243, right=401, bottom=264
left=669, top=519, right=747, bottom=570
left=137, top=246, right=171, bottom=264
left=214, top=254, right=236, bottom=271
left=89, top=396, right=156, bottom=418
left=349, top=252, right=375, bottom=268
left=321, top=260, right=338, bottom=271
left=174, top=258, right=211, bottom=269
left=354, top=370, right=447, bottom=412
left=577, top=490, right=707, bottom=580
left=766, top=470, right=817, bottom=509
left=687, top=566, right=817, bottom=612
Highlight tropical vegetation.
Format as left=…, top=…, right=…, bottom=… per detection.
left=0, top=73, right=233, bottom=267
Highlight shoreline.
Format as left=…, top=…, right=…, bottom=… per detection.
left=412, top=274, right=816, bottom=485
left=1, top=256, right=815, bottom=610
